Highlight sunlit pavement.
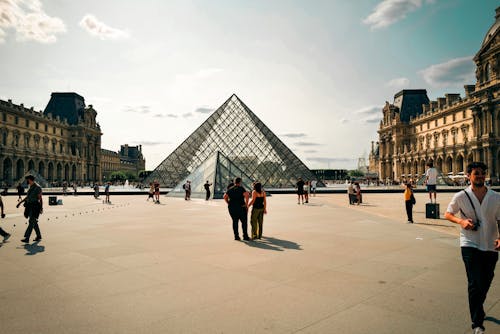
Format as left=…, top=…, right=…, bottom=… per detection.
left=0, top=192, right=498, bottom=334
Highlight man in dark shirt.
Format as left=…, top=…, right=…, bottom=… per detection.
left=296, top=177, right=305, bottom=204
left=204, top=181, right=212, bottom=201
left=16, top=175, right=43, bottom=243
left=224, top=177, right=250, bottom=241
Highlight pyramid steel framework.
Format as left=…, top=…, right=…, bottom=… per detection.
left=146, top=94, right=319, bottom=188
left=167, top=151, right=254, bottom=199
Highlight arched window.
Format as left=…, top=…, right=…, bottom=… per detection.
left=485, top=63, right=491, bottom=82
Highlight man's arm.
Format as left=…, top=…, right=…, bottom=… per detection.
left=38, top=192, right=43, bottom=214
left=244, top=191, right=249, bottom=207
left=16, top=196, right=26, bottom=208
left=444, top=211, right=474, bottom=230
left=223, top=193, right=229, bottom=204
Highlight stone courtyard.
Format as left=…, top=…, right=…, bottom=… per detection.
left=0, top=192, right=498, bottom=334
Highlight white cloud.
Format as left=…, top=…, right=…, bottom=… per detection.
left=355, top=105, right=382, bottom=116
left=363, top=0, right=432, bottom=30
left=79, top=14, right=129, bottom=40
left=0, top=0, right=66, bottom=43
left=355, top=105, right=383, bottom=124
left=419, top=56, right=475, bottom=87
left=386, top=77, right=410, bottom=89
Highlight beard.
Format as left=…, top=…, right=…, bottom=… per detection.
left=473, top=181, right=485, bottom=187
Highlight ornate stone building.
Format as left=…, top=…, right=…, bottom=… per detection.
left=369, top=7, right=500, bottom=184
left=100, top=144, right=145, bottom=180
left=0, top=92, right=102, bottom=186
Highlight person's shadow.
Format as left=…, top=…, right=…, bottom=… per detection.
left=21, top=241, right=45, bottom=255
left=244, top=236, right=302, bottom=251
left=485, top=316, right=500, bottom=325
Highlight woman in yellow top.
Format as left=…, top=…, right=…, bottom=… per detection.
left=404, top=183, right=415, bottom=223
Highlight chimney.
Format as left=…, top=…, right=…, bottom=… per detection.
left=464, top=85, right=475, bottom=98
left=496, top=6, right=500, bottom=20
left=445, top=93, right=461, bottom=106
left=437, top=97, right=446, bottom=109
left=430, top=101, right=438, bottom=111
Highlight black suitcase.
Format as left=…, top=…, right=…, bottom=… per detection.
left=426, top=203, right=439, bottom=219
left=48, top=196, right=58, bottom=206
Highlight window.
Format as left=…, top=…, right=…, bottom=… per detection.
left=53, top=126, right=56, bottom=134
left=44, top=124, right=48, bottom=131
left=435, top=119, right=438, bottom=127
left=452, top=113, right=456, bottom=122
left=2, top=113, right=5, bottom=122
left=25, top=119, right=29, bottom=127
left=36, top=122, right=39, bottom=130
left=60, top=128, right=63, bottom=135
left=443, top=116, right=446, bottom=125
left=2, top=132, right=7, bottom=145
left=15, top=116, right=18, bottom=125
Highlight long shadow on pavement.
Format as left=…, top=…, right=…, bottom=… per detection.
left=17, top=241, right=45, bottom=255
left=244, top=236, right=302, bottom=252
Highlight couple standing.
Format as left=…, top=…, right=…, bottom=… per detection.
left=223, top=178, right=267, bottom=241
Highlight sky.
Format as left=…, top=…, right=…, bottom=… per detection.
left=0, top=0, right=498, bottom=170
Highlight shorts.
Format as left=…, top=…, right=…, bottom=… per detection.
left=427, top=184, right=437, bottom=192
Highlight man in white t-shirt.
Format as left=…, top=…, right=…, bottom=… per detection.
left=425, top=162, right=438, bottom=203
left=444, top=162, right=500, bottom=334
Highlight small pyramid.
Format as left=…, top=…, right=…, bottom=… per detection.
left=17, top=169, right=49, bottom=188
left=146, top=94, right=319, bottom=188
left=167, top=151, right=254, bottom=199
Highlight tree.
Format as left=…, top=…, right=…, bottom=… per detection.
left=110, top=171, right=127, bottom=182
left=348, top=169, right=365, bottom=178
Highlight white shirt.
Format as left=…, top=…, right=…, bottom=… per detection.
left=425, top=167, right=438, bottom=185
left=446, top=186, right=500, bottom=251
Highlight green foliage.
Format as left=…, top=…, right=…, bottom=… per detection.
left=348, top=169, right=365, bottom=178
left=109, top=171, right=127, bottom=182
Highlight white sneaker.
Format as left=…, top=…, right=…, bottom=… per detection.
left=473, top=327, right=485, bottom=334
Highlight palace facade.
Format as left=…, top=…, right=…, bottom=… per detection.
left=101, top=144, right=146, bottom=180
left=369, top=7, right=500, bottom=184
left=0, top=92, right=102, bottom=186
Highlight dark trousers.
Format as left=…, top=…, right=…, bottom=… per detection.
left=228, top=206, right=248, bottom=238
left=405, top=200, right=413, bottom=222
left=206, top=190, right=210, bottom=200
left=461, top=247, right=498, bottom=329
left=24, top=210, right=41, bottom=239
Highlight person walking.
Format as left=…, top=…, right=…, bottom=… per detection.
left=154, top=180, right=160, bottom=204
left=16, top=183, right=24, bottom=201
left=204, top=181, right=212, bottom=200
left=425, top=161, right=438, bottom=203
left=147, top=182, right=154, bottom=201
left=105, top=182, right=111, bottom=203
left=183, top=180, right=191, bottom=200
left=354, top=182, right=362, bottom=205
left=310, top=179, right=317, bottom=196
left=404, top=182, right=415, bottom=223
left=0, top=194, right=10, bottom=241
left=224, top=177, right=250, bottom=241
left=347, top=182, right=355, bottom=205
left=296, top=177, right=305, bottom=204
left=93, top=183, right=100, bottom=199
left=248, top=182, right=267, bottom=240
left=16, top=175, right=43, bottom=243
left=304, top=181, right=310, bottom=204
left=444, top=162, right=500, bottom=334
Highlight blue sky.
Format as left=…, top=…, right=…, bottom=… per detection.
left=0, top=0, right=497, bottom=170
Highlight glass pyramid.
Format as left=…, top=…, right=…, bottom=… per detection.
left=167, top=151, right=254, bottom=199
left=146, top=94, right=318, bottom=188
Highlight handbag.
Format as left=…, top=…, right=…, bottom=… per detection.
left=23, top=202, right=29, bottom=218
left=410, top=192, right=416, bottom=205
